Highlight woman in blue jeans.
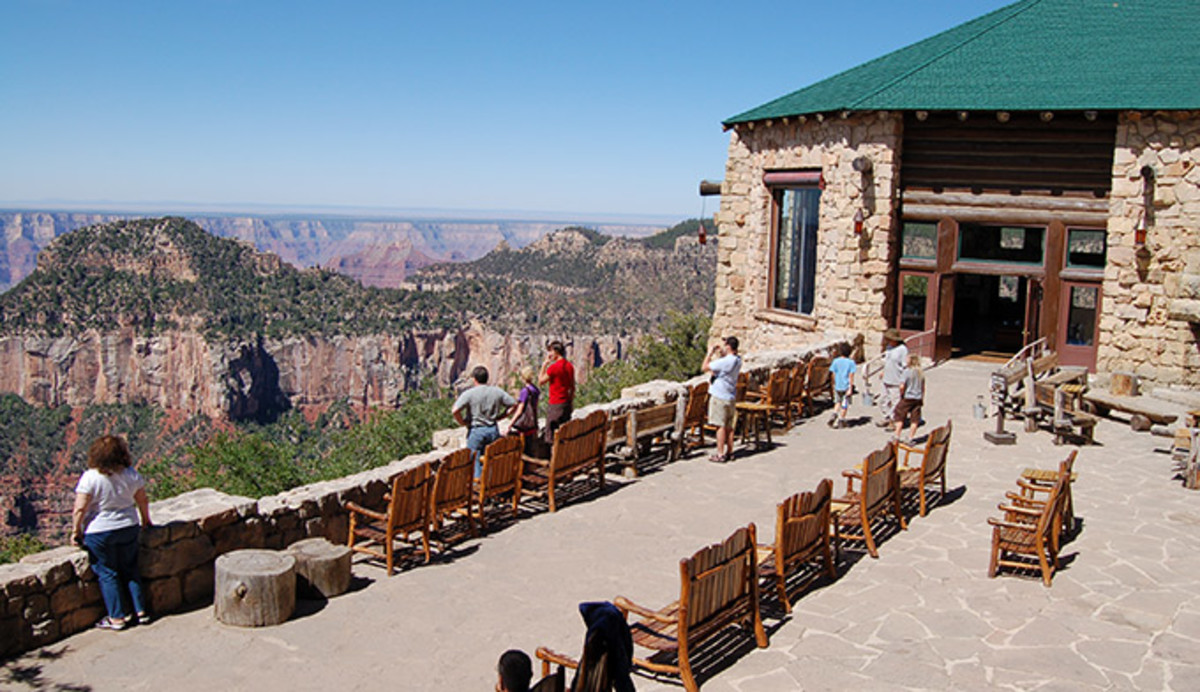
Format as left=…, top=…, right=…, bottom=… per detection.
left=71, top=435, right=153, bottom=631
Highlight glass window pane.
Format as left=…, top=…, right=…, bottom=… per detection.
left=902, top=222, right=937, bottom=259
left=1067, top=229, right=1106, bottom=268
left=1066, top=286, right=1098, bottom=346
left=773, top=187, right=820, bottom=314
left=900, top=274, right=928, bottom=330
left=959, top=225, right=1044, bottom=264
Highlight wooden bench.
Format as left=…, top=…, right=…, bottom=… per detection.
left=625, top=400, right=682, bottom=474
left=1034, top=381, right=1098, bottom=445
left=605, top=401, right=683, bottom=476
left=522, top=410, right=608, bottom=513
left=1083, top=389, right=1180, bottom=426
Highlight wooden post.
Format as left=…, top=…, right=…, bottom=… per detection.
left=214, top=550, right=296, bottom=627
left=286, top=538, right=352, bottom=599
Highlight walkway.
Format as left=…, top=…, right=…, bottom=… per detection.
left=6, top=361, right=1199, bottom=690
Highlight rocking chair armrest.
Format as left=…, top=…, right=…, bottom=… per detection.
left=841, top=468, right=863, bottom=480
left=534, top=646, right=580, bottom=671
left=744, top=390, right=766, bottom=402
left=614, top=596, right=673, bottom=623
left=1016, top=478, right=1052, bottom=493
left=988, top=517, right=1037, bottom=530
left=895, top=441, right=923, bottom=457
left=1005, top=491, right=1046, bottom=506
left=344, top=502, right=387, bottom=521
left=996, top=503, right=1042, bottom=517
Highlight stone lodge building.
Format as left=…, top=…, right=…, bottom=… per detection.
left=710, top=0, right=1200, bottom=385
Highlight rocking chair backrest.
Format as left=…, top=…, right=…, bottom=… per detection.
left=431, top=448, right=474, bottom=518
left=684, top=381, right=708, bottom=426
left=680, top=524, right=757, bottom=635
left=481, top=435, right=523, bottom=497
left=777, top=479, right=832, bottom=563
left=807, top=356, right=831, bottom=392
left=390, top=463, right=432, bottom=534
left=1036, top=472, right=1070, bottom=540
left=551, top=410, right=608, bottom=478
left=787, top=361, right=807, bottom=402
left=921, top=420, right=953, bottom=482
left=862, top=444, right=899, bottom=519
left=1059, top=449, right=1077, bottom=480
left=766, top=369, right=790, bottom=406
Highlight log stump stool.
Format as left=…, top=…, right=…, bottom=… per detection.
left=214, top=549, right=296, bottom=627
left=286, top=538, right=352, bottom=599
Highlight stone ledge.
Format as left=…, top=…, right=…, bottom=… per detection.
left=754, top=309, right=819, bottom=331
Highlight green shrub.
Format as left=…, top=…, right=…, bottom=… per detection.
left=0, top=533, right=46, bottom=565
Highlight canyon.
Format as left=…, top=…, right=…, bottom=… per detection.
left=0, top=210, right=663, bottom=290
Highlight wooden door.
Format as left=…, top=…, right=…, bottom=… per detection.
left=934, top=274, right=955, bottom=363
left=1024, top=278, right=1043, bottom=348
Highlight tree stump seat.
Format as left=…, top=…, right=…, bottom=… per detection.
left=286, top=538, right=352, bottom=599
left=214, top=549, right=296, bottom=627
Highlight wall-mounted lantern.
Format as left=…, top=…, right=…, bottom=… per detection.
left=1137, top=165, right=1155, bottom=249
left=853, top=209, right=865, bottom=235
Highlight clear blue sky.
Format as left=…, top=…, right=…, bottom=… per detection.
left=0, top=1, right=1014, bottom=221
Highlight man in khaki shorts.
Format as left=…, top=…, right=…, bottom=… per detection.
left=702, top=336, right=741, bottom=463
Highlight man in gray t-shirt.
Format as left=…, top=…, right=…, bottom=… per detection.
left=453, top=366, right=517, bottom=477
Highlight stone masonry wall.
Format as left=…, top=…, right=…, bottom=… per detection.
left=1101, top=111, right=1200, bottom=386
left=713, top=112, right=903, bottom=358
left=0, top=341, right=843, bottom=659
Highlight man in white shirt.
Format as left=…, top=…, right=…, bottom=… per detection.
left=878, top=328, right=909, bottom=426
left=702, top=336, right=741, bottom=463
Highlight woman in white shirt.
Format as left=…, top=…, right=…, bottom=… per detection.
left=71, top=435, right=152, bottom=631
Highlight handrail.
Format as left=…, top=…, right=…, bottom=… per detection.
left=1000, top=337, right=1048, bottom=371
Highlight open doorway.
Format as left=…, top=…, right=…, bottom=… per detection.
left=951, top=274, right=1029, bottom=359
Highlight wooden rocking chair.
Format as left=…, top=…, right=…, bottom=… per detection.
left=523, top=410, right=608, bottom=513
left=802, top=356, right=834, bottom=416
left=474, top=435, right=524, bottom=532
left=757, top=478, right=837, bottom=613
left=614, top=524, right=768, bottom=692
left=1018, top=450, right=1078, bottom=536
left=834, top=444, right=907, bottom=559
left=680, top=381, right=709, bottom=455
left=897, top=420, right=953, bottom=517
left=744, top=368, right=792, bottom=432
left=988, top=469, right=1070, bottom=586
left=785, top=360, right=809, bottom=425
left=345, top=462, right=432, bottom=575
left=428, top=448, right=476, bottom=549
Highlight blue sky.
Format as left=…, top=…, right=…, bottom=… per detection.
left=0, top=1, right=1014, bottom=221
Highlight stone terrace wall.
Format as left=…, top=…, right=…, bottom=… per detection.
left=713, top=112, right=902, bottom=358
left=0, top=452, right=440, bottom=658
left=1101, top=111, right=1200, bottom=387
left=0, top=341, right=845, bottom=659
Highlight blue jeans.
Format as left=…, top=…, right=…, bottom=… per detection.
left=83, top=525, right=146, bottom=621
left=466, top=424, right=501, bottom=477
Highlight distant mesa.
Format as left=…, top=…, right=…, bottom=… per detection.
left=323, top=240, right=442, bottom=288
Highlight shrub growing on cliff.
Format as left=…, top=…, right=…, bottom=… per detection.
left=143, top=383, right=455, bottom=501
left=0, top=532, right=46, bottom=565
left=576, top=312, right=712, bottom=406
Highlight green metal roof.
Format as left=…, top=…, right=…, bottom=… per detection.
left=725, top=0, right=1200, bottom=125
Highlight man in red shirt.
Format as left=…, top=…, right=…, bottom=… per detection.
left=539, top=340, right=575, bottom=444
